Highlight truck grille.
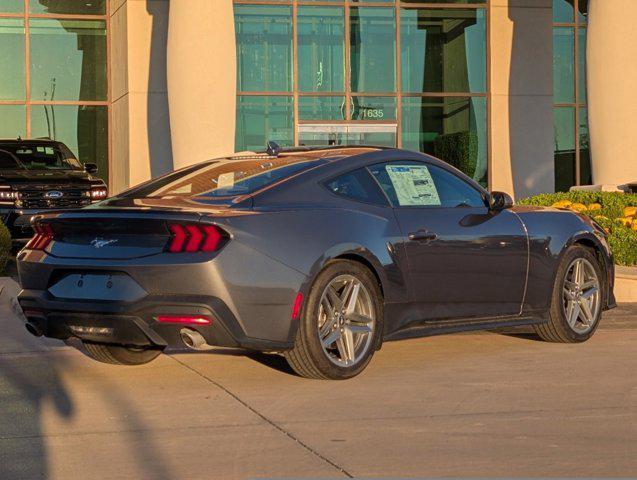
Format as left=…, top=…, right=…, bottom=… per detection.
left=18, top=187, right=91, bottom=209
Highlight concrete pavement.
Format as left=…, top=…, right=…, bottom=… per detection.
left=0, top=279, right=635, bottom=479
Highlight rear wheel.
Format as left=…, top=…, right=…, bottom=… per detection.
left=285, top=260, right=383, bottom=380
left=83, top=342, right=162, bottom=365
left=534, top=245, right=604, bottom=343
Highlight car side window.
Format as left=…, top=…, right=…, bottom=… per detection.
left=426, top=164, right=486, bottom=208
left=368, top=161, right=485, bottom=208
left=324, top=168, right=389, bottom=206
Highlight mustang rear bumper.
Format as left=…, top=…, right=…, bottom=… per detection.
left=18, top=290, right=294, bottom=351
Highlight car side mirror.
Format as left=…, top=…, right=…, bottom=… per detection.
left=84, top=163, right=98, bottom=174
left=489, top=191, right=514, bottom=211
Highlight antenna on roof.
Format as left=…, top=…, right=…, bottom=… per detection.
left=266, top=141, right=281, bottom=157
left=17, top=136, right=22, bottom=141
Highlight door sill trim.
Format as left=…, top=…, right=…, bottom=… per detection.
left=384, top=316, right=545, bottom=342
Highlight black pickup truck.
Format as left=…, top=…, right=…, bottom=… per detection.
left=0, top=139, right=108, bottom=242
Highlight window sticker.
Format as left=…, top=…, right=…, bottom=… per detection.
left=216, top=172, right=235, bottom=189
left=385, top=165, right=441, bottom=206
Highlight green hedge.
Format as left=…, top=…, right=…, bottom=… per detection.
left=518, top=191, right=637, bottom=266
left=0, top=222, right=10, bottom=275
left=434, top=131, right=478, bottom=179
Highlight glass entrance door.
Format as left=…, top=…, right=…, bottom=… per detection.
left=298, top=123, right=397, bottom=147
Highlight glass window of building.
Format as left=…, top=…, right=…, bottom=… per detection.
left=401, top=8, right=486, bottom=94
left=235, top=5, right=293, bottom=93
left=553, top=0, right=589, bottom=191
left=233, top=1, right=488, bottom=187
left=0, top=2, right=110, bottom=183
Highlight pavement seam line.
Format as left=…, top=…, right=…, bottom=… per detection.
left=170, top=356, right=353, bottom=478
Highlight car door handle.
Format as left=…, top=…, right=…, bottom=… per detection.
left=408, top=230, right=438, bottom=242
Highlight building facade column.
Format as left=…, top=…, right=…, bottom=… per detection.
left=488, top=0, right=554, bottom=199
left=587, top=0, right=637, bottom=186
left=167, top=0, right=237, bottom=170
left=110, top=0, right=173, bottom=193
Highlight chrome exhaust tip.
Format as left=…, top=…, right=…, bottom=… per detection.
left=180, top=328, right=208, bottom=350
left=25, top=322, right=43, bottom=337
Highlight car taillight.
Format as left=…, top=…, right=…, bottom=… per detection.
left=25, top=223, right=54, bottom=251
left=167, top=223, right=225, bottom=253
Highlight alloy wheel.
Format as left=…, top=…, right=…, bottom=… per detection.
left=317, top=274, right=375, bottom=366
left=562, top=257, right=601, bottom=334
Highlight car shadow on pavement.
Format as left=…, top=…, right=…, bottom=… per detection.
left=166, top=348, right=297, bottom=376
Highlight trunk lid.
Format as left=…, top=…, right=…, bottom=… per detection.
left=38, top=210, right=204, bottom=260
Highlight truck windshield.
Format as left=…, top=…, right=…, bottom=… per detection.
left=0, top=144, right=83, bottom=171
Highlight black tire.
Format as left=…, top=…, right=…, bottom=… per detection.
left=285, top=260, right=384, bottom=380
left=83, top=342, right=162, bottom=365
left=534, top=245, right=604, bottom=343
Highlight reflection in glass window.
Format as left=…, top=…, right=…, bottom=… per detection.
left=554, top=107, right=575, bottom=192
left=31, top=105, right=109, bottom=182
left=30, top=19, right=107, bottom=101
left=401, top=8, right=486, bottom=93
left=298, top=7, right=344, bottom=93
left=553, top=27, right=574, bottom=103
left=577, top=0, right=588, bottom=23
left=235, top=5, right=293, bottom=92
left=351, top=96, right=396, bottom=121
left=401, top=97, right=487, bottom=186
left=298, top=96, right=345, bottom=121
left=350, top=8, right=395, bottom=93
left=235, top=96, right=294, bottom=152
left=402, top=0, right=485, bottom=3
left=0, top=0, right=23, bottom=13
left=579, top=107, right=591, bottom=185
left=0, top=105, right=26, bottom=138
left=0, top=19, right=25, bottom=100
left=29, top=0, right=106, bottom=15
left=553, top=0, right=575, bottom=23
left=578, top=28, right=587, bottom=103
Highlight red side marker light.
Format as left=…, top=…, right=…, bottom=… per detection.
left=156, top=315, right=212, bottom=326
left=291, top=292, right=303, bottom=319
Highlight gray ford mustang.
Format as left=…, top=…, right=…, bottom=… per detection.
left=17, top=146, right=616, bottom=379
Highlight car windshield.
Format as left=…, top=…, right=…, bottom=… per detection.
left=128, top=156, right=327, bottom=199
left=0, top=143, right=83, bottom=171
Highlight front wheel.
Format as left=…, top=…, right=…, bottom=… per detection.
left=534, top=246, right=604, bottom=343
left=83, top=342, right=162, bottom=365
left=285, top=260, right=383, bottom=380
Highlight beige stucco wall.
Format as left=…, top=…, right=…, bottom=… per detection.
left=109, top=0, right=173, bottom=194
left=489, top=0, right=554, bottom=199
left=167, top=0, right=237, bottom=170
left=587, top=0, right=637, bottom=186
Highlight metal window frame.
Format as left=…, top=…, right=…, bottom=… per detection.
left=0, top=0, right=111, bottom=191
left=553, top=0, right=587, bottom=187
left=234, top=0, right=491, bottom=188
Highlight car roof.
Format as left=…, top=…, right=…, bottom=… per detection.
left=227, top=146, right=384, bottom=164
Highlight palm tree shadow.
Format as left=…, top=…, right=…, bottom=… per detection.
left=0, top=282, right=74, bottom=479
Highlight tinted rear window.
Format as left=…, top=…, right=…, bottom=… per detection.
left=325, top=168, right=388, bottom=206
left=126, top=157, right=326, bottom=199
